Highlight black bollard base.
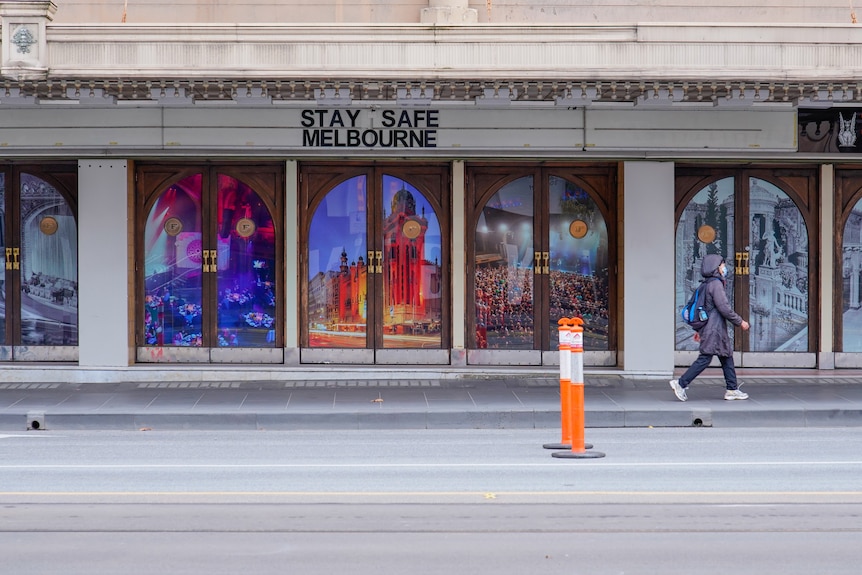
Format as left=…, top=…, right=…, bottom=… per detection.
left=543, top=442, right=593, bottom=450
left=552, top=449, right=606, bottom=459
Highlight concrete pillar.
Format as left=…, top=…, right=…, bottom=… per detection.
left=819, top=164, right=835, bottom=369
left=622, top=161, right=675, bottom=376
left=852, top=258, right=860, bottom=309
left=451, top=160, right=466, bottom=365
left=420, top=0, right=477, bottom=24
left=77, top=160, right=131, bottom=368
left=284, top=160, right=300, bottom=364
left=0, top=1, right=56, bottom=80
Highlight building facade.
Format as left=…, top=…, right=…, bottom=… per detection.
left=2, top=0, right=862, bottom=381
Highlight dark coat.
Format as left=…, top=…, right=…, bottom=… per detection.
left=698, top=253, right=743, bottom=357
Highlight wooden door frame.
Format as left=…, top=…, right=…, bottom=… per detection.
left=299, top=163, right=375, bottom=358
left=466, top=164, right=543, bottom=352
left=833, top=166, right=862, bottom=353
left=465, top=162, right=618, bottom=362
left=675, top=165, right=819, bottom=359
left=135, top=161, right=284, bottom=361
left=299, top=161, right=451, bottom=364
left=0, top=163, right=77, bottom=359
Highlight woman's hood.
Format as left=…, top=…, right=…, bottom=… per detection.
left=701, top=253, right=724, bottom=278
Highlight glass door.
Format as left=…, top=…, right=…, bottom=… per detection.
left=0, top=165, right=78, bottom=362
left=833, top=168, right=862, bottom=365
left=136, top=163, right=282, bottom=363
left=675, top=167, right=817, bottom=367
left=300, top=163, right=449, bottom=364
left=466, top=164, right=616, bottom=366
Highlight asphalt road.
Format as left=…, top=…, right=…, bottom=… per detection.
left=1, top=428, right=861, bottom=574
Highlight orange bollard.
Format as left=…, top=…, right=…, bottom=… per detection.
left=543, top=318, right=573, bottom=450
left=553, top=317, right=605, bottom=459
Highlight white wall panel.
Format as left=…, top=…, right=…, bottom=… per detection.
left=623, top=161, right=675, bottom=375
left=585, top=108, right=796, bottom=152
left=160, top=106, right=585, bottom=151
left=49, top=0, right=854, bottom=25
left=0, top=107, right=163, bottom=150
left=0, top=105, right=795, bottom=154
left=43, top=24, right=862, bottom=82
left=78, top=160, right=130, bottom=368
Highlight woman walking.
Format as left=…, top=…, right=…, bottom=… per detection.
left=670, top=253, right=750, bottom=401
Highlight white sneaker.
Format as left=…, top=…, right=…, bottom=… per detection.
left=724, top=389, right=749, bottom=400
left=669, top=379, right=687, bottom=402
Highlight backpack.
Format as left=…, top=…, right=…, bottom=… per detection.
left=681, top=277, right=719, bottom=331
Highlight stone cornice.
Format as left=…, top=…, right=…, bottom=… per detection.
left=36, top=23, right=862, bottom=82
left=2, top=23, right=862, bottom=105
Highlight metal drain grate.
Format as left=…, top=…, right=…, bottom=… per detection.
left=0, top=383, right=61, bottom=390
left=284, top=380, right=441, bottom=388
left=137, top=382, right=243, bottom=389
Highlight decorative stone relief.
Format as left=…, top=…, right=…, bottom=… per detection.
left=12, top=25, right=37, bottom=54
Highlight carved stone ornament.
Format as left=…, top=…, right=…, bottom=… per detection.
left=12, top=26, right=37, bottom=55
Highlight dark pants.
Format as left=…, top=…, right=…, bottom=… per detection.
left=679, top=353, right=738, bottom=390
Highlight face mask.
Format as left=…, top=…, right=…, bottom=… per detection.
left=720, top=265, right=728, bottom=278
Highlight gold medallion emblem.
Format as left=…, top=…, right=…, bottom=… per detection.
left=697, top=225, right=717, bottom=244
left=164, top=217, right=183, bottom=237
left=236, top=218, right=256, bottom=238
left=402, top=220, right=422, bottom=239
left=569, top=220, right=588, bottom=239
left=39, top=216, right=59, bottom=236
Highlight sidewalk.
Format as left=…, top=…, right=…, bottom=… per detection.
left=2, top=369, right=861, bottom=431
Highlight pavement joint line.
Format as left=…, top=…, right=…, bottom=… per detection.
left=510, top=390, right=522, bottom=406
left=466, top=390, right=478, bottom=408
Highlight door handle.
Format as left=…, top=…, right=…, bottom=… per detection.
left=203, top=249, right=218, bottom=273
left=533, top=252, right=549, bottom=274
left=5, top=248, right=11, bottom=270
left=366, top=250, right=382, bottom=273
left=12, top=247, right=19, bottom=270
left=735, top=251, right=749, bottom=275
